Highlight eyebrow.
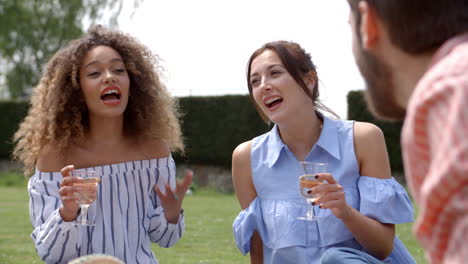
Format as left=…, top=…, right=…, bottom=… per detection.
left=83, top=58, right=125, bottom=70
left=250, top=64, right=284, bottom=78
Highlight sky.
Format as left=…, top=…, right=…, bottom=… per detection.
left=118, top=0, right=365, bottom=118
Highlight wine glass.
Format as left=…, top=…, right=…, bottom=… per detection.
left=297, top=161, right=327, bottom=220
left=72, top=170, right=100, bottom=226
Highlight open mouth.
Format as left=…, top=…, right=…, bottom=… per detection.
left=264, top=96, right=283, bottom=109
left=100, top=87, right=121, bottom=104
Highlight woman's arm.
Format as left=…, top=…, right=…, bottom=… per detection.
left=232, top=141, right=263, bottom=264
left=344, top=122, right=395, bottom=259
left=150, top=154, right=191, bottom=248
left=29, top=176, right=81, bottom=264
left=314, top=122, right=395, bottom=259
left=31, top=146, right=81, bottom=263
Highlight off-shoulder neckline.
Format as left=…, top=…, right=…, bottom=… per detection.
left=34, top=156, right=173, bottom=175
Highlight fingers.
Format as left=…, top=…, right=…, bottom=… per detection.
left=59, top=165, right=80, bottom=201
left=60, top=165, right=80, bottom=188
left=164, top=183, right=176, bottom=199
left=314, top=173, right=336, bottom=184
left=319, top=200, right=345, bottom=210
left=181, top=170, right=193, bottom=188
left=60, top=177, right=81, bottom=188
left=154, top=183, right=177, bottom=200
left=313, top=189, right=346, bottom=206
left=175, top=170, right=193, bottom=194
left=308, top=174, right=346, bottom=208
left=154, top=169, right=194, bottom=203
left=311, top=182, right=343, bottom=195
left=154, top=184, right=166, bottom=199
left=59, top=185, right=78, bottom=196
left=61, top=165, right=75, bottom=178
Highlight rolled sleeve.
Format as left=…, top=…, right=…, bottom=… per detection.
left=29, top=172, right=81, bottom=264
left=232, top=198, right=271, bottom=254
left=358, top=176, right=414, bottom=223
left=148, top=206, right=185, bottom=248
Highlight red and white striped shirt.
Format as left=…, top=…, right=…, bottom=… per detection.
left=402, top=32, right=468, bottom=264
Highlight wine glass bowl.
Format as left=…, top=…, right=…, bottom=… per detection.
left=297, top=162, right=327, bottom=220
left=71, top=170, right=100, bottom=226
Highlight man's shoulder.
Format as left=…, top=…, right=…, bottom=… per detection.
left=431, top=33, right=468, bottom=79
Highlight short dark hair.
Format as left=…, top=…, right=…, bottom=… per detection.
left=348, top=0, right=468, bottom=54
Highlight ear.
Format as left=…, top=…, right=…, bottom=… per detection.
left=304, top=72, right=316, bottom=91
left=358, top=1, right=379, bottom=50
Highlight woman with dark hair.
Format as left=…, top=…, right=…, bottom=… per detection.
left=13, top=25, right=192, bottom=264
left=231, top=40, right=415, bottom=263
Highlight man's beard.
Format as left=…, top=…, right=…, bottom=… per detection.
left=355, top=46, right=406, bottom=121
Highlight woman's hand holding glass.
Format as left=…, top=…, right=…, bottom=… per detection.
left=59, top=165, right=100, bottom=225
left=59, top=165, right=82, bottom=222
left=311, top=173, right=352, bottom=220
left=298, top=162, right=327, bottom=220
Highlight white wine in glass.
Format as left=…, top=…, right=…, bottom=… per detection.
left=297, top=162, right=327, bottom=220
left=72, top=170, right=100, bottom=226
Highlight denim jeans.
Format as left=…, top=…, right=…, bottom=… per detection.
left=321, top=247, right=386, bottom=264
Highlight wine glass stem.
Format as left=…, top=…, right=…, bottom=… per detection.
left=306, top=198, right=314, bottom=219
left=81, top=205, right=89, bottom=225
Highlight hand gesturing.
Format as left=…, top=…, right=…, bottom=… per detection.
left=154, top=169, right=193, bottom=224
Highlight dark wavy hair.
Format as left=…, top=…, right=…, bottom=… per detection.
left=246, top=40, right=337, bottom=123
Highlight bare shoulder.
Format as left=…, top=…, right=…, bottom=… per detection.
left=36, top=143, right=68, bottom=172
left=232, top=140, right=256, bottom=209
left=353, top=122, right=387, bottom=154
left=353, top=122, right=391, bottom=179
left=232, top=140, right=252, bottom=163
left=232, top=140, right=253, bottom=177
left=141, top=139, right=171, bottom=159
left=354, top=122, right=384, bottom=141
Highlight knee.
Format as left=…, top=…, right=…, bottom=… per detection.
left=321, top=247, right=348, bottom=264
left=321, top=247, right=361, bottom=264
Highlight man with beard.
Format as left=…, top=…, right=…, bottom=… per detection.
left=344, top=1, right=468, bottom=263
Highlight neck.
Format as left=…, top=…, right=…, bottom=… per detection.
left=277, top=111, right=323, bottom=161
left=85, top=115, right=126, bottom=148
left=383, top=47, right=434, bottom=108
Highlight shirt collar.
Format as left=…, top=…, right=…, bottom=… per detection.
left=316, top=115, right=341, bottom=161
left=267, top=115, right=341, bottom=168
left=266, top=124, right=284, bottom=168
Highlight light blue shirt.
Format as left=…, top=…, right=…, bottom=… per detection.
left=29, top=156, right=184, bottom=264
left=233, top=116, right=415, bottom=264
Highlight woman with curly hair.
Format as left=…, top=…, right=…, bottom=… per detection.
left=13, top=25, right=192, bottom=264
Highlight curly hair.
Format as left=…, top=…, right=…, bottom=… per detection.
left=13, top=25, right=184, bottom=176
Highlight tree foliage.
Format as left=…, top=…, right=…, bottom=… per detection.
left=0, top=0, right=139, bottom=98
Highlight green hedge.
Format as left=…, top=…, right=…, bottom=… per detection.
left=176, top=95, right=269, bottom=167
left=0, top=92, right=405, bottom=174
left=0, top=101, right=29, bottom=159
left=347, top=90, right=404, bottom=174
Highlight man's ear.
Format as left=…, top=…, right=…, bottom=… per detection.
left=358, top=1, right=379, bottom=50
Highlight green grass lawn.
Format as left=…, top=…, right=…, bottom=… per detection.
left=0, top=184, right=427, bottom=264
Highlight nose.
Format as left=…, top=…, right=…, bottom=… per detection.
left=259, top=78, right=272, bottom=93
left=104, top=70, right=116, bottom=83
